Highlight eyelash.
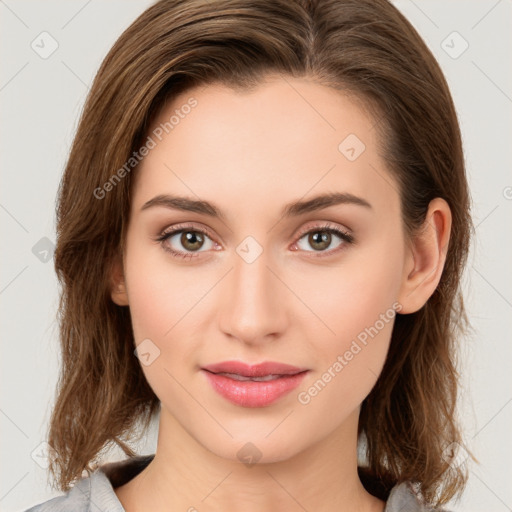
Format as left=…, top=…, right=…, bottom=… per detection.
left=155, top=222, right=355, bottom=261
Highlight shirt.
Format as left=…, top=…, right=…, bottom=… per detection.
left=23, top=454, right=449, bottom=511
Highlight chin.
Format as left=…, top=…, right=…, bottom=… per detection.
left=197, top=429, right=308, bottom=466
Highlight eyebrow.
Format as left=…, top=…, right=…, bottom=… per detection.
left=140, top=191, right=372, bottom=219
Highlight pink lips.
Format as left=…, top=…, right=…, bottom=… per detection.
left=201, top=360, right=309, bottom=408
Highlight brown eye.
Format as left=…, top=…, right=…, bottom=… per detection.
left=178, top=231, right=205, bottom=252
left=307, top=231, right=333, bottom=251
left=157, top=224, right=217, bottom=260
left=294, top=224, right=355, bottom=256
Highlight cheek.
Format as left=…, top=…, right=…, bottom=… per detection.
left=296, top=284, right=398, bottom=420
left=294, top=238, right=403, bottom=407
left=123, top=239, right=214, bottom=390
left=123, top=244, right=200, bottom=405
left=124, top=239, right=204, bottom=340
left=298, top=243, right=403, bottom=351
left=124, top=264, right=172, bottom=341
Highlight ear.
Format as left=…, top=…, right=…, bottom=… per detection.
left=109, top=253, right=129, bottom=306
left=397, top=197, right=452, bottom=314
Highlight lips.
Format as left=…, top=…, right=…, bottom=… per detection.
left=201, top=360, right=310, bottom=407
left=202, top=360, right=308, bottom=378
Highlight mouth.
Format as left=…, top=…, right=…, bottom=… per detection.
left=201, top=360, right=309, bottom=378
left=204, top=371, right=305, bottom=382
left=200, top=361, right=310, bottom=407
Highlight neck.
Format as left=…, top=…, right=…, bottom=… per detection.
left=116, top=407, right=384, bottom=512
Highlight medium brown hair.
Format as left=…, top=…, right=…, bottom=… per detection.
left=48, top=0, right=473, bottom=505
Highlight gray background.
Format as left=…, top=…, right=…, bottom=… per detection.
left=1, top=1, right=511, bottom=510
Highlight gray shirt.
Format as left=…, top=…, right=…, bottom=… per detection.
left=23, top=454, right=449, bottom=511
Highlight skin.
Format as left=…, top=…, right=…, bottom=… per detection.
left=110, top=75, right=451, bottom=512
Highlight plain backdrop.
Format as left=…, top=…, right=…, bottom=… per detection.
left=1, top=1, right=511, bottom=511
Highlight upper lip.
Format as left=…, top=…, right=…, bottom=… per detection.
left=202, top=360, right=308, bottom=377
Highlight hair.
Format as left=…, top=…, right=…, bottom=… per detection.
left=47, top=0, right=474, bottom=506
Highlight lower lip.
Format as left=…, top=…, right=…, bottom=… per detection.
left=202, top=370, right=309, bottom=408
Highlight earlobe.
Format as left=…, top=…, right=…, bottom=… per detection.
left=397, top=198, right=452, bottom=314
left=109, top=256, right=129, bottom=306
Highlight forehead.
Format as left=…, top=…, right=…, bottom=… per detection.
left=131, top=77, right=398, bottom=220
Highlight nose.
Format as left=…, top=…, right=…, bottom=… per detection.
left=217, top=247, right=288, bottom=346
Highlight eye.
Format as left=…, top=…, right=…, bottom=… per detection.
left=156, top=223, right=219, bottom=260
left=292, top=222, right=355, bottom=257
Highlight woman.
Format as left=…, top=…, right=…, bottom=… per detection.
left=26, top=0, right=473, bottom=510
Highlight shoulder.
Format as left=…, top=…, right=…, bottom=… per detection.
left=23, top=455, right=154, bottom=512
left=385, top=481, right=452, bottom=512
left=23, top=475, right=92, bottom=512
left=22, top=468, right=122, bottom=512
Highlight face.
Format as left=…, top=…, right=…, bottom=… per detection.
left=114, top=76, right=412, bottom=463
